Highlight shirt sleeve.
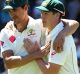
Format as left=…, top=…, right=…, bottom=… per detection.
left=48, top=35, right=75, bottom=66
left=0, top=29, right=13, bottom=53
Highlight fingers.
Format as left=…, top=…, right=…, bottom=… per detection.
left=53, top=41, right=63, bottom=53
left=42, top=48, right=50, bottom=56
left=41, top=42, right=50, bottom=50
left=41, top=42, right=50, bottom=56
left=35, top=41, right=40, bottom=49
left=23, top=39, right=28, bottom=49
left=23, top=38, right=40, bottom=53
left=53, top=32, right=64, bottom=53
left=55, top=47, right=63, bottom=53
left=24, top=38, right=33, bottom=46
left=23, top=38, right=34, bottom=53
left=55, top=38, right=63, bottom=51
left=24, top=38, right=35, bottom=49
left=44, top=42, right=51, bottom=50
left=34, top=41, right=40, bottom=51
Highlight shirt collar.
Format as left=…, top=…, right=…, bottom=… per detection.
left=13, top=16, right=35, bottom=32
left=46, top=21, right=64, bottom=38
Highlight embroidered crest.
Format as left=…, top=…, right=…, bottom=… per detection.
left=27, top=28, right=36, bottom=36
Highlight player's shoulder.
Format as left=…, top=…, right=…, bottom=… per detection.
left=4, top=20, right=14, bottom=30
left=0, top=20, right=14, bottom=34
left=36, top=18, right=42, bottom=23
left=35, top=18, right=43, bottom=28
left=65, top=35, right=75, bottom=46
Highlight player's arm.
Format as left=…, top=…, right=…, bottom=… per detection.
left=36, top=59, right=61, bottom=74
left=0, top=30, right=44, bottom=69
left=2, top=38, right=50, bottom=69
left=23, top=38, right=60, bottom=74
left=2, top=49, right=41, bottom=69
left=53, top=19, right=79, bottom=52
left=61, top=19, right=79, bottom=36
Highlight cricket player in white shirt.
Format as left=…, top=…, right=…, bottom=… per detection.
left=25, top=0, right=79, bottom=74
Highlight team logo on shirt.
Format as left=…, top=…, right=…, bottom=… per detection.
left=27, top=28, right=36, bottom=36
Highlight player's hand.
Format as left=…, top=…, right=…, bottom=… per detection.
left=40, top=42, right=50, bottom=56
left=23, top=38, right=40, bottom=53
left=34, top=42, right=50, bottom=58
left=53, top=31, right=65, bottom=53
left=23, top=38, right=50, bottom=57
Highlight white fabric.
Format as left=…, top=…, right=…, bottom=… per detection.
left=45, top=21, right=79, bottom=74
left=0, top=16, right=43, bottom=74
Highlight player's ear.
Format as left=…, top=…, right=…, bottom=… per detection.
left=24, top=5, right=28, bottom=11
left=56, top=12, right=60, bottom=16
left=55, top=12, right=61, bottom=19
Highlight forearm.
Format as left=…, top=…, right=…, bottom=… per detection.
left=4, top=53, right=38, bottom=69
left=36, top=59, right=61, bottom=74
left=36, top=59, right=49, bottom=74
left=62, top=19, right=79, bottom=36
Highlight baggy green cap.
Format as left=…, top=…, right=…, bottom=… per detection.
left=3, top=0, right=28, bottom=10
left=36, top=0, right=65, bottom=15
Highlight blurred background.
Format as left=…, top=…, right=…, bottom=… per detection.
left=0, top=0, right=80, bottom=74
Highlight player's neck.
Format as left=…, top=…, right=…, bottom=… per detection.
left=15, top=17, right=29, bottom=32
left=47, top=21, right=60, bottom=34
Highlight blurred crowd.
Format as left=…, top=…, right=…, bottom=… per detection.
left=0, top=0, right=80, bottom=74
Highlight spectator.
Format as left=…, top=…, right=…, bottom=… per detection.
left=0, top=0, right=11, bottom=30
left=67, top=0, right=80, bottom=20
